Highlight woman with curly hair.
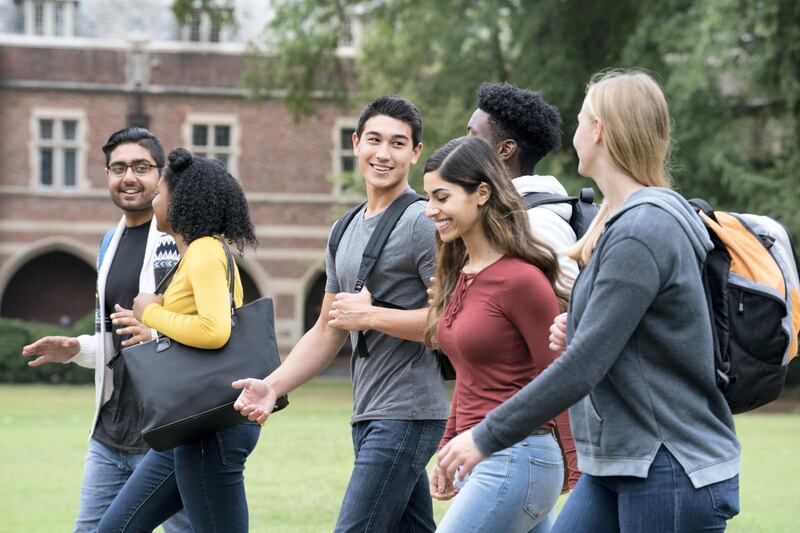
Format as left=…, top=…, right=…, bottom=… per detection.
left=98, top=148, right=259, bottom=533
left=423, top=136, right=577, bottom=532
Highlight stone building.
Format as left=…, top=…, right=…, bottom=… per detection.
left=0, top=0, right=362, bottom=353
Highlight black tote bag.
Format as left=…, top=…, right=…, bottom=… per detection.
left=117, top=237, right=288, bottom=451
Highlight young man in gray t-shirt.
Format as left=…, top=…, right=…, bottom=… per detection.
left=233, top=96, right=450, bottom=532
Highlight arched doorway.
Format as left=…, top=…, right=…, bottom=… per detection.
left=304, top=270, right=327, bottom=332
left=235, top=261, right=261, bottom=304
left=1, top=251, right=95, bottom=326
left=304, top=270, right=351, bottom=367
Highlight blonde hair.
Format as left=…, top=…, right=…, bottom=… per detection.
left=568, top=70, right=673, bottom=266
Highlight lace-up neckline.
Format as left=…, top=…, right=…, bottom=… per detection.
left=443, top=270, right=477, bottom=327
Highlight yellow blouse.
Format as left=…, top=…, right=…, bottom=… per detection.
left=142, top=236, right=244, bottom=349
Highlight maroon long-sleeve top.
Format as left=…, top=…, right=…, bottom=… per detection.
left=436, top=256, right=579, bottom=489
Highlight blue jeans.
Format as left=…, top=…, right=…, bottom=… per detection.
left=553, top=446, right=739, bottom=532
left=74, top=439, right=190, bottom=533
left=334, top=419, right=446, bottom=533
left=97, top=423, right=261, bottom=533
left=437, top=432, right=563, bottom=533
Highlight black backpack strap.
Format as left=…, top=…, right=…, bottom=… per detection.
left=689, top=198, right=719, bottom=224
left=522, top=188, right=601, bottom=240
left=353, top=191, right=424, bottom=358
left=329, top=201, right=367, bottom=260
left=355, top=192, right=424, bottom=292
left=521, top=192, right=577, bottom=210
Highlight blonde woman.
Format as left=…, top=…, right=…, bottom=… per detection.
left=438, top=71, right=740, bottom=532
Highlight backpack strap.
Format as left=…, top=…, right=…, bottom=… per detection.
left=689, top=198, right=719, bottom=224
left=355, top=192, right=424, bottom=293
left=344, top=192, right=425, bottom=358
left=521, top=192, right=578, bottom=211
left=578, top=187, right=596, bottom=204
left=97, top=227, right=116, bottom=270
left=329, top=201, right=367, bottom=260
left=522, top=188, right=599, bottom=240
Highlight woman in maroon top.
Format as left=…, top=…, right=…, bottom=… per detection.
left=423, top=136, right=578, bottom=532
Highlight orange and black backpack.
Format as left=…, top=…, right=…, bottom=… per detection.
left=691, top=199, right=800, bottom=413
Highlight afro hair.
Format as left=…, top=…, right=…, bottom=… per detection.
left=477, top=82, right=562, bottom=175
left=162, top=148, right=257, bottom=255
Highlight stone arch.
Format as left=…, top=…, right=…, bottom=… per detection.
left=299, top=262, right=351, bottom=363
left=0, top=238, right=96, bottom=326
left=232, top=256, right=268, bottom=305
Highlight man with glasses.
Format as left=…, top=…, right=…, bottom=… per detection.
left=23, top=128, right=189, bottom=532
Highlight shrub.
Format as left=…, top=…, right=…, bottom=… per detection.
left=0, top=314, right=94, bottom=384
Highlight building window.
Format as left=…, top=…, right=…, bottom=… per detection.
left=331, top=118, right=359, bottom=194
left=183, top=114, right=240, bottom=176
left=339, top=16, right=353, bottom=47
left=22, top=0, right=76, bottom=37
left=338, top=126, right=356, bottom=174
left=180, top=9, right=231, bottom=43
left=31, top=109, right=86, bottom=189
left=34, top=1, right=45, bottom=35
left=336, top=13, right=362, bottom=55
left=188, top=11, right=202, bottom=42
left=210, top=12, right=223, bottom=43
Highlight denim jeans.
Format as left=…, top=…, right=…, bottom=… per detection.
left=437, top=432, right=564, bottom=533
left=333, top=419, right=446, bottom=533
left=97, top=423, right=261, bottom=533
left=74, top=439, right=190, bottom=533
left=553, top=446, right=739, bottom=533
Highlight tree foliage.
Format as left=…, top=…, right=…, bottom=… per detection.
left=242, top=0, right=800, bottom=236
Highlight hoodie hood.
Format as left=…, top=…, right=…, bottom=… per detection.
left=609, top=187, right=713, bottom=261
left=513, top=175, right=572, bottom=221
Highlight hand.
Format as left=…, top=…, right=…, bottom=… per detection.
left=328, top=286, right=373, bottom=331
left=437, top=429, right=485, bottom=483
left=132, top=293, right=163, bottom=322
left=429, top=463, right=459, bottom=501
left=111, top=304, right=152, bottom=347
left=427, top=276, right=437, bottom=306
left=22, top=336, right=80, bottom=367
left=232, top=378, right=279, bottom=424
left=549, top=312, right=568, bottom=352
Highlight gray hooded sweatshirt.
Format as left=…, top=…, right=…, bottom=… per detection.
left=472, top=187, right=740, bottom=488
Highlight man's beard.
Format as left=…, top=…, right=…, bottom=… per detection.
left=110, top=190, right=156, bottom=213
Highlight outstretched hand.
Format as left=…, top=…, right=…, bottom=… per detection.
left=22, top=336, right=80, bottom=367
left=232, top=378, right=279, bottom=424
left=437, top=429, right=485, bottom=483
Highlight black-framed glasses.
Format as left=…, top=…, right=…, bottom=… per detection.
left=107, top=162, right=161, bottom=178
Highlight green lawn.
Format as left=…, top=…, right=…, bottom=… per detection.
left=0, top=381, right=796, bottom=532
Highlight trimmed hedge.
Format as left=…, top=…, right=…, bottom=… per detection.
left=1, top=313, right=798, bottom=391
left=0, top=314, right=94, bottom=383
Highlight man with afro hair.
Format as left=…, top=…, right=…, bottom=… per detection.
left=468, top=82, right=579, bottom=289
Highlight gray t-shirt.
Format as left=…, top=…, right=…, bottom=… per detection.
left=326, top=198, right=450, bottom=424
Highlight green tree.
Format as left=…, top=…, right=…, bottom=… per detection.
left=622, top=0, right=800, bottom=234
left=239, top=0, right=799, bottom=235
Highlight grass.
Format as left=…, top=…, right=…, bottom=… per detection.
left=0, top=381, right=797, bottom=532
